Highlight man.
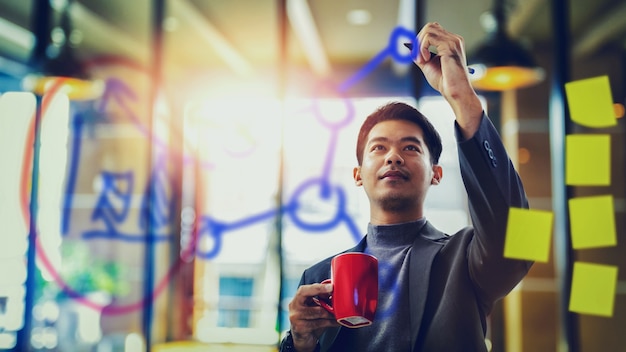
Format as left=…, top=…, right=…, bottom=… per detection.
left=280, top=22, right=532, bottom=351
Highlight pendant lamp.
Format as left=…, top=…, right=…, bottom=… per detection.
left=23, top=0, right=103, bottom=100
left=468, top=0, right=544, bottom=91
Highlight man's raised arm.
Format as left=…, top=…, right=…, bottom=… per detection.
left=413, top=22, right=483, bottom=140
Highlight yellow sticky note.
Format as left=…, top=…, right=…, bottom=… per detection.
left=569, top=262, right=618, bottom=317
left=565, top=76, right=617, bottom=128
left=569, top=195, right=616, bottom=249
left=503, top=207, right=553, bottom=262
left=566, top=134, right=611, bottom=186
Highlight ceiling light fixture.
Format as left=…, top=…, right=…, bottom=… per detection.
left=468, top=0, right=545, bottom=91
left=23, top=0, right=103, bottom=100
left=346, top=9, right=372, bottom=26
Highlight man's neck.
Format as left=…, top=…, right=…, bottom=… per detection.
left=369, top=209, right=424, bottom=225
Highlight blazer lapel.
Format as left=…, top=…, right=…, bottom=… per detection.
left=408, top=222, right=446, bottom=350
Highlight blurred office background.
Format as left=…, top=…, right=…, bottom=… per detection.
left=0, top=0, right=624, bottom=351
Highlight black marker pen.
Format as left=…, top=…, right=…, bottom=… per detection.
left=403, top=43, right=475, bottom=74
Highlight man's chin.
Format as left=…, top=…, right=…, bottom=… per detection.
left=376, top=195, right=413, bottom=212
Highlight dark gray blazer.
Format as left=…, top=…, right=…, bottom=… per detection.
left=281, top=115, right=532, bottom=351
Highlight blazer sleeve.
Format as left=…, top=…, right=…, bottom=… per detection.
left=456, top=113, right=532, bottom=310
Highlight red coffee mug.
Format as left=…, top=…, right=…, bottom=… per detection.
left=313, top=252, right=378, bottom=328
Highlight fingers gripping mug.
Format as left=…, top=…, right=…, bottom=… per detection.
left=314, top=252, right=378, bottom=328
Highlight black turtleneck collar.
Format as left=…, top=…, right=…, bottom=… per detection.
left=366, top=218, right=427, bottom=249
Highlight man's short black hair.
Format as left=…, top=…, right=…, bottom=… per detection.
left=355, top=101, right=443, bottom=166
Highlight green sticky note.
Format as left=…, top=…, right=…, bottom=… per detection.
left=565, top=76, right=617, bottom=128
left=566, top=134, right=611, bottom=186
left=503, top=207, right=553, bottom=262
left=569, top=262, right=618, bottom=317
left=569, top=195, right=616, bottom=249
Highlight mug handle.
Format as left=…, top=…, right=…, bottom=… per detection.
left=312, top=279, right=334, bottom=314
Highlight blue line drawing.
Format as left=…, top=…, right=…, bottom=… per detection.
left=28, top=27, right=417, bottom=320
left=139, top=155, right=174, bottom=235
left=60, top=26, right=417, bottom=310
left=62, top=113, right=84, bottom=235
left=82, top=158, right=174, bottom=243
left=62, top=102, right=112, bottom=235
left=368, top=260, right=402, bottom=320
left=338, top=26, right=417, bottom=93
left=91, top=171, right=134, bottom=225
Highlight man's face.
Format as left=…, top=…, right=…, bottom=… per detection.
left=353, top=119, right=442, bottom=216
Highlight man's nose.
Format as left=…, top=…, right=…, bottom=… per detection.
left=385, top=151, right=404, bottom=165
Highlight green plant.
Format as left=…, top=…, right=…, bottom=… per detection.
left=38, top=240, right=130, bottom=300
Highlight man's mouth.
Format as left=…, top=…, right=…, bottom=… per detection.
left=380, top=170, right=408, bottom=180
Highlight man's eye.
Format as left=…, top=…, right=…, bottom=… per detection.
left=371, top=145, right=385, bottom=151
left=405, top=145, right=419, bottom=151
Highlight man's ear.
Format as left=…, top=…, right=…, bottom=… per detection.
left=353, top=166, right=363, bottom=186
left=431, top=165, right=443, bottom=185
